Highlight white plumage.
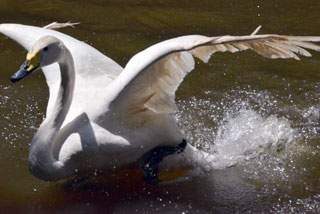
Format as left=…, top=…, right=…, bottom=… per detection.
left=0, top=23, right=319, bottom=181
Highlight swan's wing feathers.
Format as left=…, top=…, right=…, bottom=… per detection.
left=212, top=35, right=320, bottom=60
left=43, top=21, right=80, bottom=30
left=108, top=33, right=320, bottom=126
left=108, top=33, right=320, bottom=127
left=138, top=51, right=195, bottom=114
left=110, top=50, right=195, bottom=125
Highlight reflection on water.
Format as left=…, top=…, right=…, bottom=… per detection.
left=0, top=0, right=320, bottom=213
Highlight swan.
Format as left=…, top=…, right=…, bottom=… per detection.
left=1, top=23, right=320, bottom=185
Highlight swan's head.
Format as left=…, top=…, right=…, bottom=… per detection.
left=10, top=36, right=65, bottom=83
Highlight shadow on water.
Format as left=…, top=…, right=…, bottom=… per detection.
left=0, top=0, right=320, bottom=213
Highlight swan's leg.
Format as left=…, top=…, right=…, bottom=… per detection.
left=142, top=139, right=187, bottom=185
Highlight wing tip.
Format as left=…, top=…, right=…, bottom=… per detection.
left=251, top=25, right=262, bottom=36
left=43, top=21, right=80, bottom=30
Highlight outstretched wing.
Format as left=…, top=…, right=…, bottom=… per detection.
left=0, top=23, right=123, bottom=122
left=106, top=28, right=320, bottom=127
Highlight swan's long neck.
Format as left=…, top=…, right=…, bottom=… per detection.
left=28, top=48, right=75, bottom=181
left=49, top=58, right=75, bottom=130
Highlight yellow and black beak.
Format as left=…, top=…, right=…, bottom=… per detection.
left=10, top=51, right=41, bottom=83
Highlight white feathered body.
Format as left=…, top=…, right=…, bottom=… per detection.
left=1, top=23, right=319, bottom=181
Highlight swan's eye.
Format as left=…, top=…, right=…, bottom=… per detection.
left=43, top=47, right=48, bottom=51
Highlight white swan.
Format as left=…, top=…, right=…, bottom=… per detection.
left=1, top=23, right=320, bottom=184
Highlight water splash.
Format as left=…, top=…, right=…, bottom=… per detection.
left=176, top=89, right=297, bottom=170
left=210, top=109, right=295, bottom=168
left=174, top=84, right=319, bottom=212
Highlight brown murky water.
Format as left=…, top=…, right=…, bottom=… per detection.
left=0, top=1, right=320, bottom=213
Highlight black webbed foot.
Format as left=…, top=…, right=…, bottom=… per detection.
left=142, top=139, right=187, bottom=185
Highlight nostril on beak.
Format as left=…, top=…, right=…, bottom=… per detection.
left=21, top=60, right=30, bottom=70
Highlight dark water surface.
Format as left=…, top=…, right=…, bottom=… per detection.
left=0, top=1, right=319, bottom=213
